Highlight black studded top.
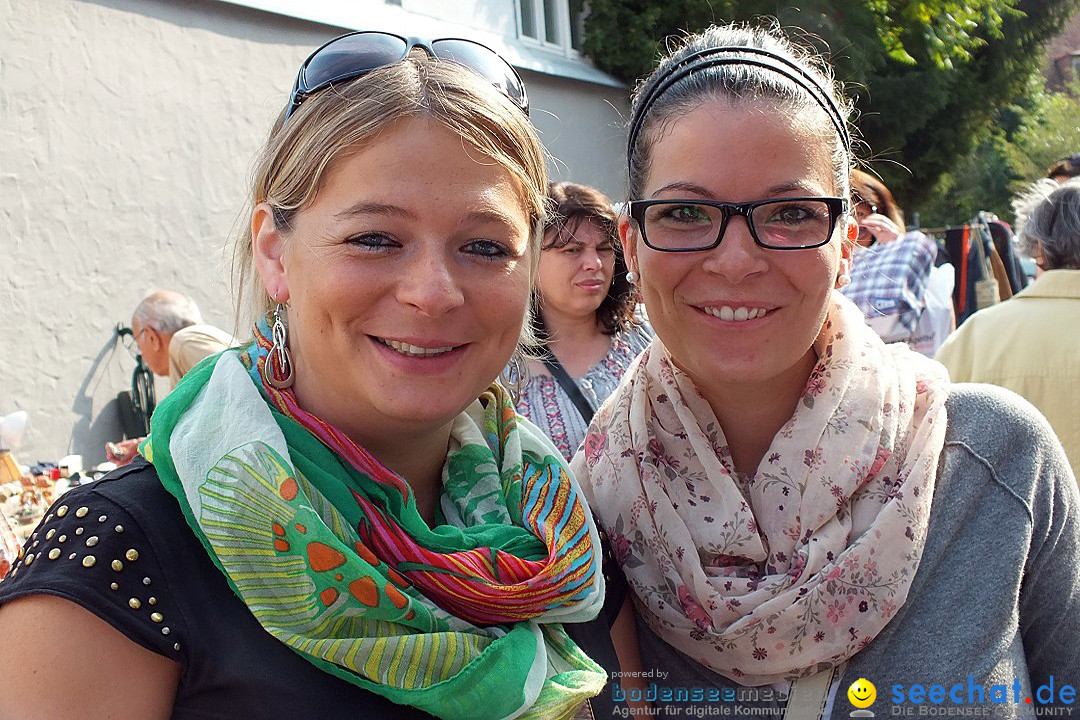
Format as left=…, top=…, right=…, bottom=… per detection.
left=0, top=458, right=629, bottom=718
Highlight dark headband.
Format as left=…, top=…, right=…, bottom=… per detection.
left=627, top=45, right=851, bottom=161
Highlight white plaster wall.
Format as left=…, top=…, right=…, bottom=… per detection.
left=0, top=0, right=627, bottom=466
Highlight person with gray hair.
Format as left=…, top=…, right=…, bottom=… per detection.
left=937, top=178, right=1080, bottom=478
left=130, top=289, right=235, bottom=387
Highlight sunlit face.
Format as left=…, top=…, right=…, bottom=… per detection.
left=253, top=116, right=533, bottom=443
left=621, top=100, right=851, bottom=403
left=537, top=220, right=616, bottom=322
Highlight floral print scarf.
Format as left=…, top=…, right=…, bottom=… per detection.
left=571, top=294, right=949, bottom=685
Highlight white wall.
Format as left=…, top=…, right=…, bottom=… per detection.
left=0, top=0, right=627, bottom=465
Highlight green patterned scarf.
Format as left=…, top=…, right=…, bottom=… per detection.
left=144, top=335, right=607, bottom=719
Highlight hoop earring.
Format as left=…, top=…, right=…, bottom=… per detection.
left=499, top=350, right=528, bottom=404
left=625, top=270, right=637, bottom=284
left=835, top=274, right=851, bottom=289
left=264, top=303, right=295, bottom=389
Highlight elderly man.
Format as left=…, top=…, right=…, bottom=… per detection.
left=936, top=179, right=1080, bottom=480
left=131, top=290, right=235, bottom=387
left=107, top=291, right=234, bottom=466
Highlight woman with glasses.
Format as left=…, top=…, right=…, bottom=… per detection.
left=514, top=181, right=652, bottom=460
left=572, top=21, right=1080, bottom=716
left=0, top=33, right=624, bottom=719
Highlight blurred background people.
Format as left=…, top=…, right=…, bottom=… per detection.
left=841, top=169, right=954, bottom=356
left=107, top=289, right=237, bottom=465
left=515, top=181, right=652, bottom=460
left=1048, top=153, right=1080, bottom=183
left=937, top=178, right=1080, bottom=479
left=131, top=289, right=236, bottom=387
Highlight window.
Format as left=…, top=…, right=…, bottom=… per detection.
left=518, top=0, right=588, bottom=54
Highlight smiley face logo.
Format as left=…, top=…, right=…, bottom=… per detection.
left=847, top=678, right=877, bottom=709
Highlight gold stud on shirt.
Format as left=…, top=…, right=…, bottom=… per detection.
left=98, top=515, right=107, bottom=523
left=142, top=577, right=151, bottom=585
left=151, top=612, right=163, bottom=623
left=111, top=560, right=123, bottom=571
left=110, top=582, right=119, bottom=590
left=129, top=598, right=141, bottom=610
left=86, top=536, right=98, bottom=547
left=56, top=505, right=69, bottom=517
left=45, top=529, right=56, bottom=540
left=148, top=597, right=157, bottom=605
left=75, top=507, right=89, bottom=518
left=48, top=549, right=61, bottom=560
left=82, top=556, right=96, bottom=568
left=125, top=549, right=139, bottom=562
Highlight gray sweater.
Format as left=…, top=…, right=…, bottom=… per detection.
left=632, top=384, right=1080, bottom=717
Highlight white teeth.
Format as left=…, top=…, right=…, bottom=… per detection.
left=704, top=306, right=767, bottom=322
left=379, top=338, right=455, bottom=357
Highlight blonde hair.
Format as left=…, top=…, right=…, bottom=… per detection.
left=232, top=52, right=549, bottom=342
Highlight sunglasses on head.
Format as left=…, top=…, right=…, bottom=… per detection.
left=284, top=31, right=529, bottom=123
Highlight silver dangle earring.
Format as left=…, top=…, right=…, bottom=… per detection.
left=498, top=350, right=528, bottom=404
left=625, top=270, right=637, bottom=284
left=265, top=303, right=295, bottom=389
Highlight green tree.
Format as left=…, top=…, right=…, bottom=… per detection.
left=915, top=79, right=1080, bottom=226
left=580, top=0, right=1080, bottom=210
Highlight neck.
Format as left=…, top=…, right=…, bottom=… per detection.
left=695, top=352, right=816, bottom=476
left=542, top=307, right=602, bottom=345
left=541, top=309, right=611, bottom=377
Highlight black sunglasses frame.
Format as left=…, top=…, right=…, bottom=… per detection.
left=284, top=31, right=529, bottom=123
left=627, top=197, right=849, bottom=252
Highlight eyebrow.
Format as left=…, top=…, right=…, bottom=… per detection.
left=650, top=180, right=825, bottom=198
left=333, top=202, right=521, bottom=229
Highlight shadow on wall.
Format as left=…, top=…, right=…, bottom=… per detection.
left=68, top=333, right=133, bottom=466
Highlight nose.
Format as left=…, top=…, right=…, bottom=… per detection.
left=395, top=247, right=465, bottom=316
left=700, top=214, right=768, bottom=282
left=581, top=247, right=604, bottom=271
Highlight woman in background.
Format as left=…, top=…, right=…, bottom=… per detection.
left=515, top=181, right=651, bottom=460
left=842, top=169, right=954, bottom=356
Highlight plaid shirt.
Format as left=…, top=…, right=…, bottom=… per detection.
left=842, top=231, right=938, bottom=333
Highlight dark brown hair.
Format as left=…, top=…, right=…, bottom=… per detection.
left=533, top=181, right=638, bottom=342
left=850, top=169, right=905, bottom=229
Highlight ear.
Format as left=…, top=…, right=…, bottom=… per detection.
left=252, top=202, right=290, bottom=303
left=834, top=215, right=856, bottom=284
left=618, top=214, right=639, bottom=275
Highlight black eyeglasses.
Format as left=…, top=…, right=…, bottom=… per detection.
left=284, top=31, right=529, bottom=123
left=627, top=197, right=848, bottom=252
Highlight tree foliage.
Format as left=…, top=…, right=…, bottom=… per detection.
left=916, top=79, right=1080, bottom=226
left=580, top=0, right=1080, bottom=215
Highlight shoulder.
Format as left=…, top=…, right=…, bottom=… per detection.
left=173, top=324, right=235, bottom=347
left=941, top=383, right=1074, bottom=506
left=0, top=459, right=192, bottom=660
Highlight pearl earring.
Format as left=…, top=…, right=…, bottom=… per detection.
left=626, top=270, right=637, bottom=284
left=836, top=274, right=851, bottom=289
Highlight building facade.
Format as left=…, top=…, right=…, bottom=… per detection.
left=0, top=0, right=629, bottom=464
